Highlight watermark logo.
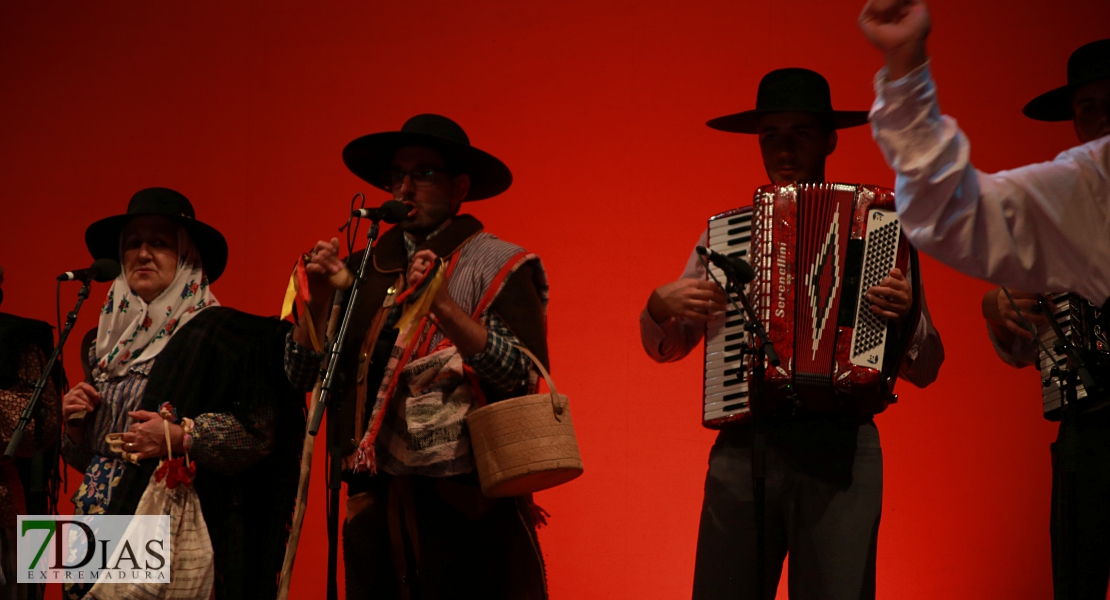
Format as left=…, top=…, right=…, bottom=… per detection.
left=17, top=515, right=170, bottom=584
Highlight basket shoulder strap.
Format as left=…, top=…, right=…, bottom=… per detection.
left=512, top=344, right=566, bottom=419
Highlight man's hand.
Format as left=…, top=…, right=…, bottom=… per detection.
left=859, top=0, right=931, bottom=80
left=647, top=279, right=728, bottom=324
left=304, top=238, right=343, bottom=311
left=292, top=237, right=342, bottom=350
left=983, top=288, right=1048, bottom=340
left=408, top=249, right=455, bottom=315
left=406, top=249, right=489, bottom=356
left=121, top=410, right=184, bottom=460
left=866, top=268, right=913, bottom=322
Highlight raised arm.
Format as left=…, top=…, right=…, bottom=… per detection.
left=861, top=0, right=1110, bottom=304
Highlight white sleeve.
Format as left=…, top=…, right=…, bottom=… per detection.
left=870, top=62, right=1110, bottom=304
left=639, top=231, right=708, bottom=363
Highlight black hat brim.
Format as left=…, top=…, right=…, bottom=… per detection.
left=1023, top=85, right=1076, bottom=122
left=343, top=131, right=512, bottom=201
left=706, top=109, right=871, bottom=134
left=85, top=214, right=229, bottom=283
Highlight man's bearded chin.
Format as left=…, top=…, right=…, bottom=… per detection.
left=399, top=210, right=455, bottom=237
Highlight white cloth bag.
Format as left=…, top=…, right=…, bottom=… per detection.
left=89, top=416, right=215, bottom=599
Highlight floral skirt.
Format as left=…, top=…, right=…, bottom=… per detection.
left=64, top=455, right=124, bottom=600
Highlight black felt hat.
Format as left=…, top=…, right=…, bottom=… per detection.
left=84, top=187, right=229, bottom=282
left=707, top=68, right=870, bottom=134
left=342, top=114, right=513, bottom=201
left=1023, top=39, right=1110, bottom=122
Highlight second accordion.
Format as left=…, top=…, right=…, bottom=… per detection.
left=703, top=182, right=921, bottom=427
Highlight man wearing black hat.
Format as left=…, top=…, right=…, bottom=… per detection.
left=972, top=39, right=1110, bottom=600
left=862, top=1, right=1110, bottom=597
left=861, top=0, right=1110, bottom=303
left=285, top=114, right=549, bottom=599
left=640, top=69, right=944, bottom=599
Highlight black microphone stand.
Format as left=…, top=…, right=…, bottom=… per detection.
left=4, top=281, right=89, bottom=459
left=700, top=257, right=778, bottom=600
left=1036, top=296, right=1098, bottom=600
left=304, top=213, right=387, bottom=600
left=308, top=215, right=384, bottom=437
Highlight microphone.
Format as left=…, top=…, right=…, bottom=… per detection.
left=327, top=201, right=409, bottom=289
left=696, top=246, right=755, bottom=284
left=352, top=200, right=408, bottom=224
left=57, top=259, right=121, bottom=283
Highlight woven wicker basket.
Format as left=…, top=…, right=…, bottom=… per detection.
left=467, top=345, right=583, bottom=498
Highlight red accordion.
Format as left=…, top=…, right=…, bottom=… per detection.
left=748, top=182, right=920, bottom=417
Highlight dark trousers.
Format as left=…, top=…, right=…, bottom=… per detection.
left=1051, top=410, right=1110, bottom=599
left=342, top=473, right=546, bottom=600
left=692, top=418, right=883, bottom=600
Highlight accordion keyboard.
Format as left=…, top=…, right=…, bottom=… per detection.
left=1040, top=293, right=1089, bottom=415
left=703, top=207, right=753, bottom=427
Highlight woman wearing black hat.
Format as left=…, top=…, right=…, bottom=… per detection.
left=60, top=188, right=304, bottom=599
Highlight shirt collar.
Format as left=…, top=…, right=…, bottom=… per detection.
left=403, top=219, right=451, bottom=259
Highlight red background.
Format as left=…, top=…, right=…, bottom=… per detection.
left=1, top=1, right=1108, bottom=598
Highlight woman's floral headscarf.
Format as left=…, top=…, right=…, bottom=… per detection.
left=93, top=224, right=219, bottom=380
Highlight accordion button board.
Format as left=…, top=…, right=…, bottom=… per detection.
left=848, top=209, right=904, bottom=368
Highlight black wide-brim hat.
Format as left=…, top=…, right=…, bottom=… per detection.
left=707, top=68, right=870, bottom=134
left=342, top=114, right=512, bottom=201
left=85, top=187, right=229, bottom=282
left=1023, top=39, right=1110, bottom=122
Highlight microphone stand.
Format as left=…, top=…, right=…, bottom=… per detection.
left=4, top=280, right=89, bottom=459
left=308, top=215, right=384, bottom=437
left=700, top=257, right=778, bottom=600
left=303, top=213, right=386, bottom=600
left=1002, top=290, right=1099, bottom=600
left=1035, top=296, right=1098, bottom=600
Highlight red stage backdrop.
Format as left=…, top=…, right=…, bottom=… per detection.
left=1, top=1, right=1108, bottom=598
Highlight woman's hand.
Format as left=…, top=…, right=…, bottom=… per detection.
left=121, top=410, right=185, bottom=460
left=62, top=382, right=101, bottom=444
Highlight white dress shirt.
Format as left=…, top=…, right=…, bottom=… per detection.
left=869, top=62, right=1110, bottom=305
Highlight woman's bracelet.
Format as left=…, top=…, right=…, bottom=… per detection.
left=181, top=418, right=196, bottom=452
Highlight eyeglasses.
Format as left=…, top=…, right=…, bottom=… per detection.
left=387, top=168, right=451, bottom=188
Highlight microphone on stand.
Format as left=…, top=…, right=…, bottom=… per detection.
left=57, top=259, right=121, bottom=283
left=330, top=201, right=410, bottom=289
left=351, top=200, right=409, bottom=224
left=695, top=246, right=755, bottom=284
